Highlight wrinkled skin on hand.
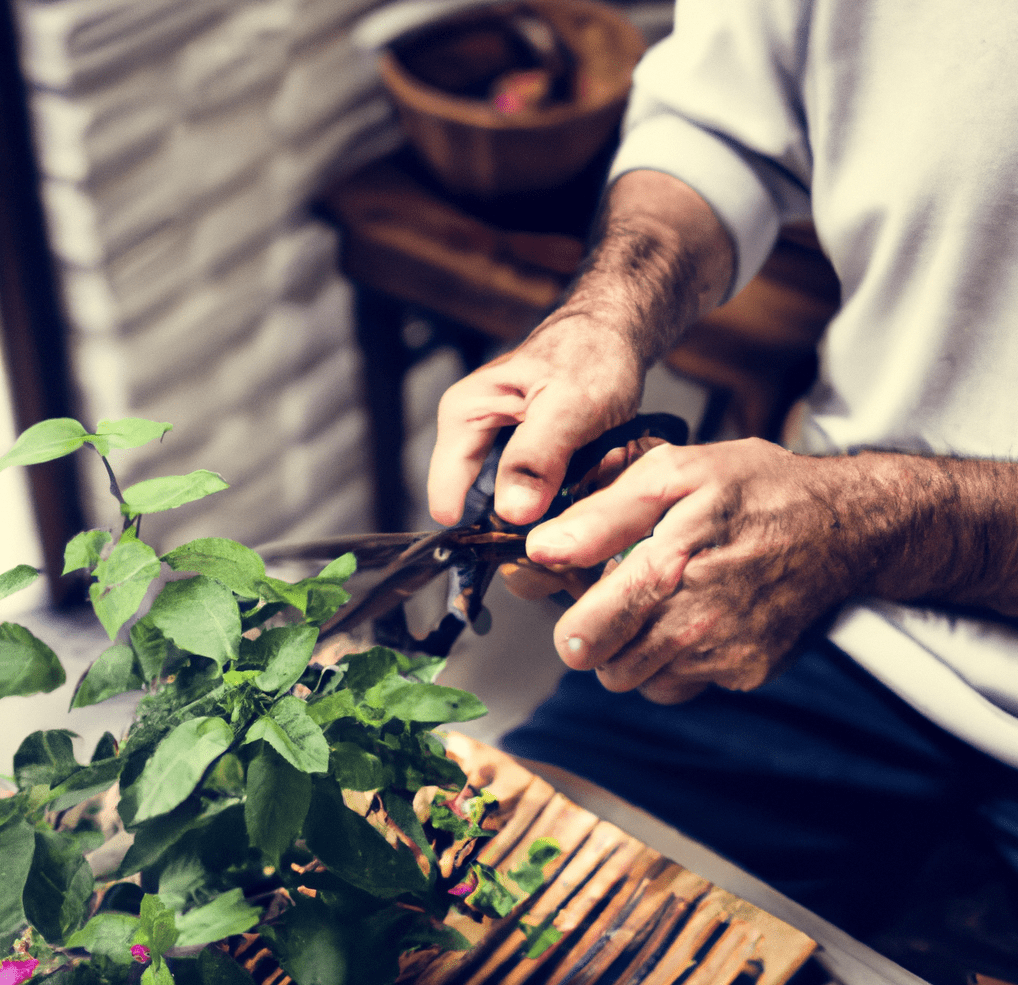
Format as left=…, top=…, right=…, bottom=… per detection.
left=524, top=438, right=862, bottom=704
left=427, top=313, right=647, bottom=529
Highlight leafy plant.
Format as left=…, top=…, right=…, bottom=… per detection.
left=0, top=419, right=559, bottom=985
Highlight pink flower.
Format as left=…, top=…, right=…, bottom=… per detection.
left=130, top=945, right=150, bottom=963
left=448, top=870, right=478, bottom=898
left=0, top=958, right=39, bottom=985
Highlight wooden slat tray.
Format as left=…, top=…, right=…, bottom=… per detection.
left=397, top=732, right=816, bottom=985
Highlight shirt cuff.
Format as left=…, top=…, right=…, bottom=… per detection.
left=609, top=111, right=782, bottom=300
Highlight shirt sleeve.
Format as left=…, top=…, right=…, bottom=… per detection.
left=609, top=0, right=814, bottom=298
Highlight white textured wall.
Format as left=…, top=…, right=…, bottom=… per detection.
left=12, top=0, right=401, bottom=553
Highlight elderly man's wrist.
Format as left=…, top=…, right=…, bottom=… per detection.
left=820, top=451, right=1018, bottom=614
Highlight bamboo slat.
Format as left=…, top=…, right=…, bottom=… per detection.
left=396, top=733, right=817, bottom=985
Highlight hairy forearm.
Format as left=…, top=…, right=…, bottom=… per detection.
left=816, top=451, right=1018, bottom=617
left=540, top=169, right=735, bottom=367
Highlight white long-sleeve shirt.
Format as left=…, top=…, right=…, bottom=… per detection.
left=610, top=0, right=1018, bottom=765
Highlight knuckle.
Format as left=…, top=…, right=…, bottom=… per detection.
left=626, top=544, right=685, bottom=602
left=636, top=443, right=688, bottom=501
left=714, top=646, right=770, bottom=691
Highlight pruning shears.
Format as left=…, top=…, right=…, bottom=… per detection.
left=262, top=413, right=689, bottom=656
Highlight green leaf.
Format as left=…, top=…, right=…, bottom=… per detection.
left=271, top=897, right=349, bottom=985
left=88, top=418, right=173, bottom=457
left=92, top=731, right=118, bottom=762
left=508, top=837, right=561, bottom=894
left=0, top=815, right=34, bottom=949
left=121, top=471, right=229, bottom=518
left=173, top=889, right=259, bottom=948
left=142, top=960, right=175, bottom=985
left=319, top=554, right=356, bottom=581
left=173, top=945, right=258, bottom=985
left=71, top=644, right=143, bottom=709
left=139, top=893, right=179, bottom=958
left=244, top=696, right=329, bottom=774
left=0, top=622, right=65, bottom=699
left=13, top=729, right=79, bottom=788
left=63, top=530, right=113, bottom=575
left=130, top=617, right=174, bottom=684
left=240, top=600, right=288, bottom=634
left=300, top=556, right=356, bottom=626
left=303, top=584, right=352, bottom=627
left=0, top=418, right=88, bottom=470
left=114, top=800, right=202, bottom=877
left=329, top=741, right=390, bottom=791
left=203, top=751, right=244, bottom=798
left=89, top=535, right=162, bottom=639
left=337, top=647, right=400, bottom=698
left=46, top=756, right=124, bottom=812
left=399, top=732, right=468, bottom=792
left=146, top=576, right=240, bottom=669
left=257, top=576, right=311, bottom=614
left=398, top=918, right=471, bottom=955
left=257, top=555, right=355, bottom=623
left=401, top=654, right=448, bottom=684
left=304, top=782, right=427, bottom=899
left=519, top=914, right=564, bottom=959
left=363, top=677, right=486, bottom=726
left=162, top=538, right=267, bottom=599
left=0, top=565, right=40, bottom=602
left=119, top=674, right=226, bottom=772
left=127, top=717, right=234, bottom=823
left=23, top=827, right=95, bottom=943
left=381, top=790, right=436, bottom=884
left=66, top=912, right=141, bottom=965
left=429, top=789, right=496, bottom=841
left=342, top=908, right=413, bottom=985
left=305, top=690, right=357, bottom=727
left=244, top=744, right=312, bottom=866
left=248, top=625, right=318, bottom=694
left=462, top=862, right=518, bottom=918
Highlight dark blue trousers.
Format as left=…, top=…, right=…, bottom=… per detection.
left=501, top=641, right=1018, bottom=939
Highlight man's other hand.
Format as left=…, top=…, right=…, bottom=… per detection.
left=525, top=438, right=860, bottom=704
left=427, top=312, right=645, bottom=527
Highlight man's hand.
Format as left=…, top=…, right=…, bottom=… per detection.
left=524, top=438, right=858, bottom=702
left=524, top=438, right=1018, bottom=703
left=427, top=312, right=646, bottom=528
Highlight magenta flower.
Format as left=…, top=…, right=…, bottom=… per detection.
left=130, top=945, right=150, bottom=963
left=0, top=958, right=39, bottom=985
left=448, top=869, right=478, bottom=898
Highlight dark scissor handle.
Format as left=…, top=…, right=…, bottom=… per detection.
left=461, top=413, right=689, bottom=528
left=561, top=412, right=690, bottom=489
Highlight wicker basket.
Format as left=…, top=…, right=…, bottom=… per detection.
left=378, top=0, right=646, bottom=197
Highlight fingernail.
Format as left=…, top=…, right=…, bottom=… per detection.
left=527, top=526, right=575, bottom=558
left=561, top=636, right=587, bottom=664
left=498, top=484, right=541, bottom=523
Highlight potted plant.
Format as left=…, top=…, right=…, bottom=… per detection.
left=0, top=417, right=560, bottom=985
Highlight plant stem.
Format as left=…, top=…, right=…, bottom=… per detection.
left=96, top=451, right=125, bottom=504
left=94, top=449, right=141, bottom=535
